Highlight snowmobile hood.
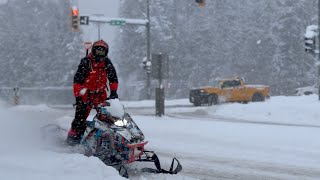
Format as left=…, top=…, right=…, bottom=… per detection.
left=107, top=99, right=125, bottom=119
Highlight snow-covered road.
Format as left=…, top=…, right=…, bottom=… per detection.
left=136, top=115, right=320, bottom=180
left=0, top=95, right=320, bottom=180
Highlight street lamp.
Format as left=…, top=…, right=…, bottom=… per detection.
left=91, top=14, right=105, bottom=40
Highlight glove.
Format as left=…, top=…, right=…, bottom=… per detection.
left=74, top=83, right=87, bottom=97
left=109, top=90, right=118, bottom=99
left=79, top=88, right=87, bottom=95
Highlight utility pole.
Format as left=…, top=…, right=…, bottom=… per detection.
left=305, top=26, right=320, bottom=100
left=152, top=53, right=168, bottom=117
left=92, top=14, right=104, bottom=40
left=146, top=0, right=152, bottom=99
left=318, top=0, right=320, bottom=100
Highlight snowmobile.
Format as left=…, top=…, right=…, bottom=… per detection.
left=42, top=99, right=182, bottom=178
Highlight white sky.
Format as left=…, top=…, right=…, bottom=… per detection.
left=78, top=0, right=119, bottom=51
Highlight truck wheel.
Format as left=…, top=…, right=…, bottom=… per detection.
left=208, top=94, right=218, bottom=106
left=252, top=93, right=265, bottom=102
left=193, top=101, right=201, bottom=106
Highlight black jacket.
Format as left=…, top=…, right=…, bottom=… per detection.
left=74, top=56, right=118, bottom=86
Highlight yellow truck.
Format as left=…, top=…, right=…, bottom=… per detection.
left=189, top=77, right=270, bottom=106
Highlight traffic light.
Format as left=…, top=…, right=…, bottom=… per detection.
left=305, top=36, right=315, bottom=53
left=195, top=0, right=206, bottom=7
left=71, top=7, right=79, bottom=32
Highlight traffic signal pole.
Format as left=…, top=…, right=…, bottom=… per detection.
left=98, top=22, right=101, bottom=40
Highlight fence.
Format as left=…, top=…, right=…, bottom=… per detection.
left=0, top=87, right=74, bottom=106
left=0, top=81, right=192, bottom=105
left=121, top=80, right=192, bottom=100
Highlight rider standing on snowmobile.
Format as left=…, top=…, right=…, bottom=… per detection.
left=67, top=40, right=119, bottom=145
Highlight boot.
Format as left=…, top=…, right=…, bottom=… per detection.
left=66, top=128, right=81, bottom=146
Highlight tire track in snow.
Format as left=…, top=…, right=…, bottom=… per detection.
left=153, top=151, right=320, bottom=180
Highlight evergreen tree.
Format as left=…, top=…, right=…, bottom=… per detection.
left=0, top=0, right=82, bottom=87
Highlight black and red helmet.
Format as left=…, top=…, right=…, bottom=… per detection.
left=92, top=40, right=109, bottom=58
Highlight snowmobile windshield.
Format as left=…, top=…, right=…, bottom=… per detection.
left=97, top=100, right=128, bottom=127
left=107, top=99, right=125, bottom=119
left=97, top=107, right=120, bottom=123
left=97, top=112, right=126, bottom=126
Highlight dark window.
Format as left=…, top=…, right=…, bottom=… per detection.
left=222, top=80, right=240, bottom=88
left=233, top=80, right=241, bottom=87
left=222, top=81, right=232, bottom=88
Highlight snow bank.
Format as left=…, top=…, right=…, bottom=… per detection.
left=122, top=98, right=191, bottom=108
left=0, top=106, right=125, bottom=180
left=10, top=104, right=57, bottom=112
left=0, top=98, right=6, bottom=107
left=211, top=95, right=320, bottom=126
left=0, top=151, right=124, bottom=180
left=124, top=95, right=320, bottom=127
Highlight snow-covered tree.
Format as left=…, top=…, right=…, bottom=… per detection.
left=0, top=0, right=82, bottom=87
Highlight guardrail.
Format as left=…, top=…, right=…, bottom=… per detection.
left=0, top=81, right=192, bottom=105
left=0, top=87, right=74, bottom=106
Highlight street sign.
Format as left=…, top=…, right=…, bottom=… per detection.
left=80, top=16, right=89, bottom=25
left=110, top=20, right=126, bottom=26
left=84, top=42, right=92, bottom=50
left=84, top=42, right=92, bottom=56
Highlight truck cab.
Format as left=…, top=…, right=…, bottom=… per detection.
left=189, top=77, right=269, bottom=106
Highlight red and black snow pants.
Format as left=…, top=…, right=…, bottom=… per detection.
left=71, top=100, right=92, bottom=136
left=71, top=92, right=105, bottom=136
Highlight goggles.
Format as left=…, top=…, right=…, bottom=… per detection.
left=93, top=46, right=107, bottom=57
